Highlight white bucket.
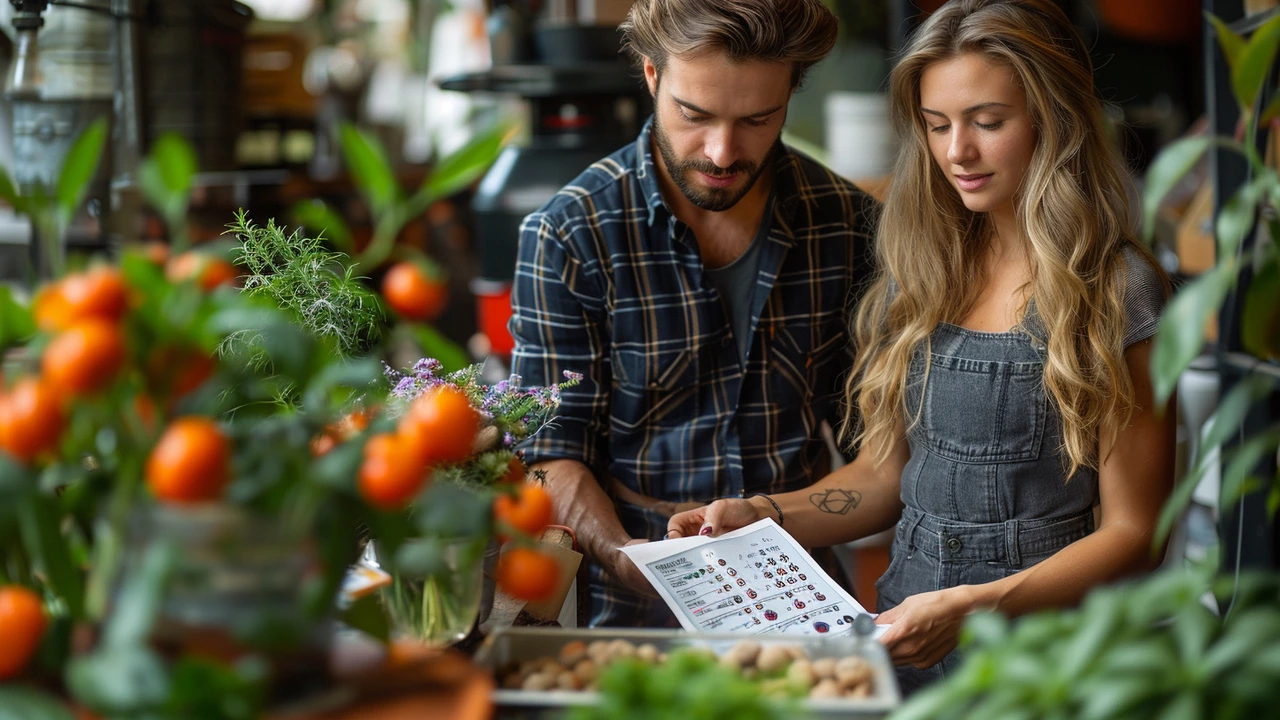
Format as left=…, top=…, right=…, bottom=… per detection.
left=824, top=92, right=894, bottom=183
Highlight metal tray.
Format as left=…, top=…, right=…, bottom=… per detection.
left=474, top=627, right=901, bottom=718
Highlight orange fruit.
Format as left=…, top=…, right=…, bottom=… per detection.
left=496, top=547, right=558, bottom=601
left=142, top=241, right=170, bottom=266
left=382, top=262, right=447, bottom=321
left=358, top=432, right=429, bottom=510
left=0, top=377, right=64, bottom=463
left=32, top=282, right=73, bottom=333
left=311, top=409, right=373, bottom=457
left=399, top=386, right=479, bottom=466
left=493, top=482, right=553, bottom=538
left=42, top=319, right=127, bottom=398
left=0, top=585, right=46, bottom=679
left=167, top=252, right=238, bottom=291
left=59, top=267, right=129, bottom=324
left=146, top=417, right=231, bottom=503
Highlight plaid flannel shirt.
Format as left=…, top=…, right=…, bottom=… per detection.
left=510, top=118, right=877, bottom=626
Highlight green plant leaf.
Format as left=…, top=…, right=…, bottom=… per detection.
left=1060, top=592, right=1122, bottom=680
left=414, top=482, right=492, bottom=539
left=1143, top=137, right=1212, bottom=241
left=103, top=541, right=176, bottom=649
left=339, top=593, right=390, bottom=643
left=148, top=133, right=198, bottom=196
left=1242, top=249, right=1280, bottom=360
left=1172, top=605, right=1217, bottom=668
left=1150, top=264, right=1236, bottom=405
left=1215, top=174, right=1269, bottom=259
left=1159, top=692, right=1203, bottom=720
left=1268, top=482, right=1280, bottom=520
left=18, top=493, right=84, bottom=619
left=54, top=116, right=108, bottom=220
left=1200, top=374, right=1276, bottom=466
left=290, top=200, right=355, bottom=253
left=960, top=611, right=1009, bottom=649
left=419, top=121, right=510, bottom=203
left=66, top=644, right=170, bottom=715
left=0, top=686, right=76, bottom=720
left=339, top=123, right=399, bottom=218
left=1205, top=607, right=1280, bottom=677
left=0, top=285, right=35, bottom=348
left=302, top=357, right=383, bottom=415
left=1207, top=12, right=1247, bottom=72
left=0, top=164, right=25, bottom=214
left=1219, top=424, right=1280, bottom=508
left=1261, top=94, right=1280, bottom=125
left=1077, top=676, right=1158, bottom=720
left=1234, top=14, right=1280, bottom=113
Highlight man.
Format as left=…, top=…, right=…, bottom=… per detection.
left=510, top=0, right=878, bottom=627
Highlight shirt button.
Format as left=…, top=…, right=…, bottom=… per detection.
left=946, top=537, right=963, bottom=554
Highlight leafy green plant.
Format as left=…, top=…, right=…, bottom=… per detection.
left=570, top=649, right=794, bottom=720
left=1141, top=12, right=1280, bottom=546
left=138, top=133, right=199, bottom=254
left=892, top=566, right=1280, bottom=720
left=0, top=117, right=108, bottom=279
left=228, top=210, right=383, bottom=359
left=291, top=120, right=510, bottom=270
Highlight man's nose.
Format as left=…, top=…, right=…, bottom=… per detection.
left=703, top=125, right=739, bottom=171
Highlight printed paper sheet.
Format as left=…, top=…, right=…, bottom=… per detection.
left=621, top=518, right=888, bottom=638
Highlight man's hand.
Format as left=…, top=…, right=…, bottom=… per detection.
left=604, top=539, right=658, bottom=598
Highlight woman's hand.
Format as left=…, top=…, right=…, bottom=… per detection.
left=666, top=498, right=765, bottom=539
left=875, top=586, right=980, bottom=669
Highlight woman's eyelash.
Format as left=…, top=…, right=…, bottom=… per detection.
left=977, top=121, right=1004, bottom=130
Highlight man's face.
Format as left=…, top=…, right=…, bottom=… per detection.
left=645, top=53, right=792, bottom=212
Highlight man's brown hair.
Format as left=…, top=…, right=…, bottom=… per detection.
left=620, top=0, right=839, bottom=88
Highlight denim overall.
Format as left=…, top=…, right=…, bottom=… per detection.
left=875, top=316, right=1097, bottom=695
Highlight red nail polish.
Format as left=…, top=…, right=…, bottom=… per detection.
left=699, top=525, right=713, bottom=536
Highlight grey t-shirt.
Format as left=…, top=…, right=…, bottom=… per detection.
left=704, top=197, right=775, bottom=366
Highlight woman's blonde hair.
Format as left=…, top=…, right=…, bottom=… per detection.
left=841, top=0, right=1166, bottom=477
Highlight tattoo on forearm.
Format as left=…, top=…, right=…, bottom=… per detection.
left=810, top=489, right=862, bottom=515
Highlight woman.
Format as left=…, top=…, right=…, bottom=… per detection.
left=666, top=0, right=1175, bottom=694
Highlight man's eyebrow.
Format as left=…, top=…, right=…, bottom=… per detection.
left=672, top=95, right=785, bottom=119
left=920, top=102, right=1012, bottom=118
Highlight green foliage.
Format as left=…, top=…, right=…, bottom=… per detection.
left=891, top=569, right=1280, bottom=720
left=0, top=117, right=108, bottom=277
left=0, top=286, right=35, bottom=349
left=228, top=210, right=383, bottom=359
left=292, top=121, right=511, bottom=270
left=139, top=133, right=199, bottom=252
left=571, top=649, right=793, bottom=720
left=1141, top=11, right=1280, bottom=547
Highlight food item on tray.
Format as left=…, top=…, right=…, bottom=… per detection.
left=495, top=638, right=876, bottom=699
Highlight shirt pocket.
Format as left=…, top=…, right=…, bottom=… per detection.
left=914, top=353, right=1047, bottom=464
left=610, top=347, right=697, bottom=431
left=771, top=322, right=848, bottom=401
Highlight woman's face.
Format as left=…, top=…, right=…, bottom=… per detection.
left=918, top=53, right=1037, bottom=216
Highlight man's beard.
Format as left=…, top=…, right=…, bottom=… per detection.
left=652, top=112, right=781, bottom=212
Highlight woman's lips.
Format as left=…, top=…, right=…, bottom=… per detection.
left=955, top=173, right=993, bottom=192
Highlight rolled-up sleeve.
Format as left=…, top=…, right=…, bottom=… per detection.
left=509, top=212, right=611, bottom=476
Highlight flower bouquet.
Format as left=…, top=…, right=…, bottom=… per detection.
left=365, top=360, right=581, bottom=645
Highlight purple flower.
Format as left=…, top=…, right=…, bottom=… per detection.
left=562, top=370, right=583, bottom=383
left=413, top=357, right=443, bottom=376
